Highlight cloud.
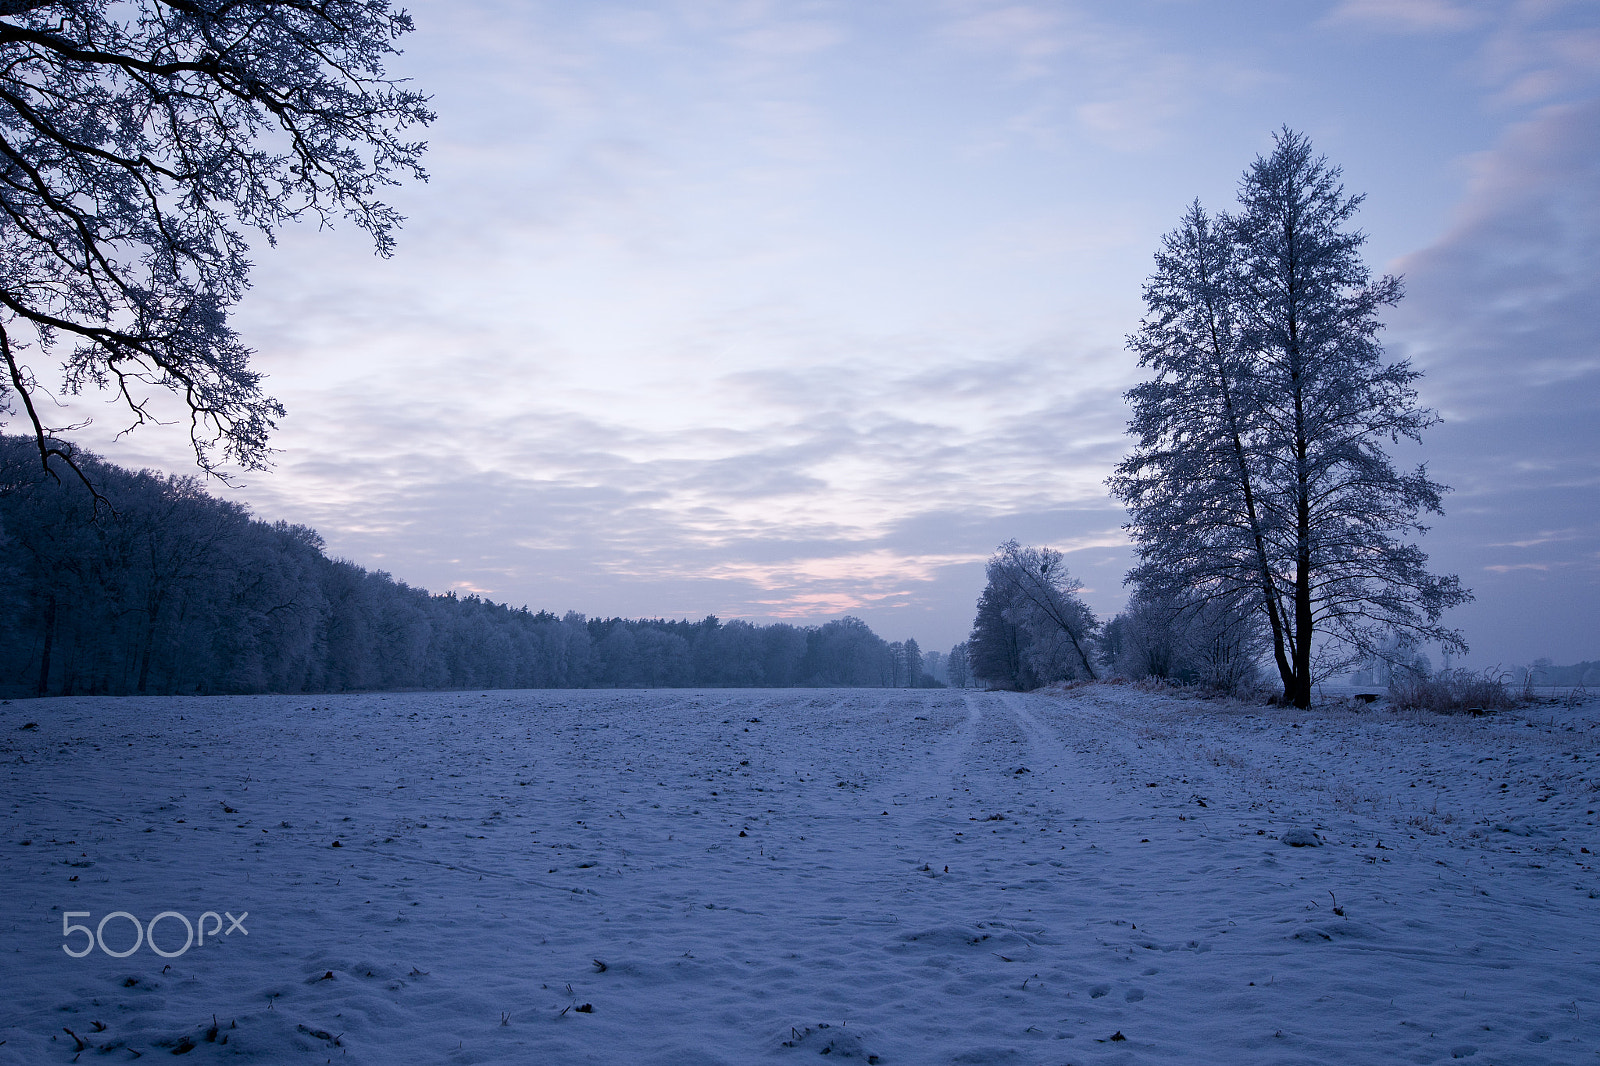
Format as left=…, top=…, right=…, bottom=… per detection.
left=936, top=2, right=1080, bottom=78
left=1479, top=7, right=1600, bottom=106
left=1389, top=101, right=1600, bottom=663
left=1323, top=2, right=1600, bottom=107
left=624, top=548, right=992, bottom=617
left=655, top=548, right=988, bottom=587
left=150, top=304, right=1133, bottom=648
left=1394, top=99, right=1600, bottom=421
left=1323, top=0, right=1485, bottom=34
left=931, top=0, right=1262, bottom=150
left=265, top=336, right=1129, bottom=537
left=1488, top=529, right=1580, bottom=549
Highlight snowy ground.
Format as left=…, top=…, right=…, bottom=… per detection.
left=2, top=685, right=1597, bottom=1064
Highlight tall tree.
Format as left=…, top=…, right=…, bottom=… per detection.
left=0, top=1, right=431, bottom=486
left=1111, top=129, right=1469, bottom=707
left=886, top=640, right=906, bottom=687
left=1110, top=200, right=1276, bottom=675
left=903, top=637, right=922, bottom=687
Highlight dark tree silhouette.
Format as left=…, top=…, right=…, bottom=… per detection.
left=968, top=578, right=1032, bottom=691
left=1111, top=130, right=1468, bottom=707
left=0, top=437, right=920, bottom=695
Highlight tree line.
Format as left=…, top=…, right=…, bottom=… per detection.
left=1520, top=661, right=1600, bottom=688
left=0, top=439, right=942, bottom=697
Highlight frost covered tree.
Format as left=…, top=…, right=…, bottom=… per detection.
left=1180, top=591, right=1267, bottom=696
left=0, top=1, right=432, bottom=487
left=1110, top=129, right=1468, bottom=708
left=1358, top=629, right=1433, bottom=687
left=1109, top=587, right=1184, bottom=682
left=969, top=541, right=1097, bottom=689
left=991, top=540, right=1098, bottom=682
left=1112, top=582, right=1265, bottom=696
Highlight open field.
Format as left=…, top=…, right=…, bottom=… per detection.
left=2, top=685, right=1598, bottom=1064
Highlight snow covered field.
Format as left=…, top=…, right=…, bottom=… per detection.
left=2, top=685, right=1597, bottom=1064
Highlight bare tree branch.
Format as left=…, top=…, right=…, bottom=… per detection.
left=0, top=1, right=432, bottom=490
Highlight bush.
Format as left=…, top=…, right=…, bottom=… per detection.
left=1388, top=668, right=1515, bottom=713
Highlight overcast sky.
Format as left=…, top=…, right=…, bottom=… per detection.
left=71, top=0, right=1599, bottom=667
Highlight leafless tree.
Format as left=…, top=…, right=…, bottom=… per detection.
left=975, top=540, right=1098, bottom=685
left=0, top=1, right=432, bottom=491
left=1112, top=130, right=1468, bottom=707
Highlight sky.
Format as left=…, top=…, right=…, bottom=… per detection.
left=57, top=0, right=1600, bottom=668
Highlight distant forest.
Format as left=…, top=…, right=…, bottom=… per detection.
left=0, top=439, right=944, bottom=697
left=1526, top=660, right=1600, bottom=688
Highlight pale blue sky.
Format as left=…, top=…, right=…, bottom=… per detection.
left=73, top=0, right=1600, bottom=666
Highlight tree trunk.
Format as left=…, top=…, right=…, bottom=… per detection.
left=1062, top=622, right=1098, bottom=681
left=1212, top=321, right=1293, bottom=698
left=36, top=595, right=56, bottom=697
left=1289, top=297, right=1313, bottom=708
left=1284, top=198, right=1315, bottom=709
left=1293, top=494, right=1314, bottom=708
left=136, top=587, right=164, bottom=695
left=1290, top=369, right=1313, bottom=708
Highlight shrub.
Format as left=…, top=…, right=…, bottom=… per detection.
left=1388, top=668, right=1515, bottom=713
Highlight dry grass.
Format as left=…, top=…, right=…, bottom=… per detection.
left=1329, top=781, right=1365, bottom=813
left=1202, top=745, right=1246, bottom=769
left=1388, top=669, right=1516, bottom=714
left=1407, top=813, right=1442, bottom=835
